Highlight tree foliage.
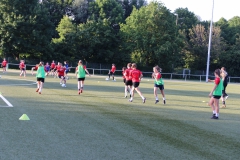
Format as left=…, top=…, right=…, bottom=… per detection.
left=89, top=0, right=124, bottom=25
left=121, top=2, right=181, bottom=71
left=0, top=0, right=54, bottom=59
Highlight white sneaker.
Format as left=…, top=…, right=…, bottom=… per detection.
left=106, top=78, right=109, bottom=81
left=225, top=96, right=229, bottom=100
left=113, top=79, right=116, bottom=81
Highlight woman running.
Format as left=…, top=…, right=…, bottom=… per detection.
left=36, top=61, right=46, bottom=94
left=75, top=60, right=90, bottom=94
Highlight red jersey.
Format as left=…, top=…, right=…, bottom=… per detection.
left=34, top=65, right=38, bottom=70
left=130, top=69, right=142, bottom=82
left=215, top=77, right=220, bottom=85
left=125, top=68, right=132, bottom=81
left=56, top=65, right=61, bottom=71
left=19, top=62, right=25, bottom=69
left=2, top=60, right=7, bottom=67
left=111, top=66, right=116, bottom=73
left=58, top=67, right=66, bottom=76
left=155, top=72, right=162, bottom=79
left=51, top=62, right=55, bottom=69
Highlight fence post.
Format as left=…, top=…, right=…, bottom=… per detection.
left=200, top=75, right=201, bottom=82
left=170, top=74, right=172, bottom=80
left=93, top=69, right=94, bottom=76
left=185, top=75, right=187, bottom=81
left=229, top=76, right=230, bottom=83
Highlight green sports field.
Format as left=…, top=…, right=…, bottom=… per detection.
left=0, top=70, right=239, bottom=160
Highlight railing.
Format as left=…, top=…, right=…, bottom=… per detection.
left=1, top=63, right=240, bottom=83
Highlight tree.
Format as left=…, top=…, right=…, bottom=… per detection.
left=70, top=0, right=93, bottom=24
left=219, top=34, right=240, bottom=76
left=184, top=24, right=223, bottom=71
left=41, top=0, right=74, bottom=38
left=52, top=16, right=77, bottom=60
left=121, top=0, right=147, bottom=20
left=73, top=19, right=129, bottom=64
left=0, top=0, right=54, bottom=59
left=121, top=2, right=181, bottom=71
left=89, top=0, right=124, bottom=25
left=174, top=8, right=199, bottom=33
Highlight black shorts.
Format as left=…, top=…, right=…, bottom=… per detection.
left=2, top=65, right=6, bottom=68
left=123, top=78, right=126, bottom=83
left=37, top=77, right=45, bottom=83
left=125, top=80, right=133, bottom=86
left=132, top=82, right=140, bottom=88
left=58, top=75, right=65, bottom=79
left=109, top=71, right=114, bottom=76
left=213, top=95, right=221, bottom=99
left=20, top=68, right=25, bottom=71
left=154, top=84, right=164, bottom=90
left=78, top=77, right=85, bottom=81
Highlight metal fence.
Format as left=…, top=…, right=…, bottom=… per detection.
left=1, top=63, right=240, bottom=83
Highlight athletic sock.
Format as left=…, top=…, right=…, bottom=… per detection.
left=213, top=111, right=216, bottom=114
left=216, top=113, right=219, bottom=117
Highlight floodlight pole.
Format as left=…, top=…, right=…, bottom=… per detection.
left=206, top=0, right=214, bottom=82
left=174, top=14, right=178, bottom=25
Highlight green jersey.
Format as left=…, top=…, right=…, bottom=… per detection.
left=36, top=66, right=45, bottom=78
left=213, top=77, right=223, bottom=96
left=77, top=65, right=86, bottom=78
left=155, top=72, right=164, bottom=85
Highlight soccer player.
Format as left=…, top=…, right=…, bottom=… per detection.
left=64, top=61, right=70, bottom=79
left=45, top=62, right=50, bottom=76
left=122, top=67, right=127, bottom=97
left=58, top=63, right=66, bottom=87
left=75, top=60, right=90, bottom=94
left=36, top=61, right=45, bottom=94
left=124, top=63, right=133, bottom=98
left=153, top=65, right=166, bottom=104
left=1, top=58, right=7, bottom=73
left=50, top=60, right=56, bottom=76
left=221, top=67, right=229, bottom=108
left=19, top=60, right=26, bottom=77
left=31, top=64, right=39, bottom=75
left=107, top=64, right=116, bottom=81
left=208, top=69, right=223, bottom=119
left=128, top=63, right=146, bottom=103
left=54, top=62, right=61, bottom=78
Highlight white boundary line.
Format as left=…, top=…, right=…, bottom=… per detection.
left=0, top=83, right=36, bottom=86
left=0, top=77, right=37, bottom=86
left=0, top=94, right=13, bottom=107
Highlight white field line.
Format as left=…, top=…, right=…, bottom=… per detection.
left=0, top=94, right=13, bottom=107
left=0, top=83, right=36, bottom=86
left=0, top=77, right=37, bottom=86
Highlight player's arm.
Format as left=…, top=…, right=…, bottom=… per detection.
left=208, top=79, right=215, bottom=82
left=209, top=84, right=217, bottom=97
left=85, top=68, right=90, bottom=76
left=75, top=67, right=78, bottom=76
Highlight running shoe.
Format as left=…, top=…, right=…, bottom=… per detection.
left=143, top=98, right=146, bottom=103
